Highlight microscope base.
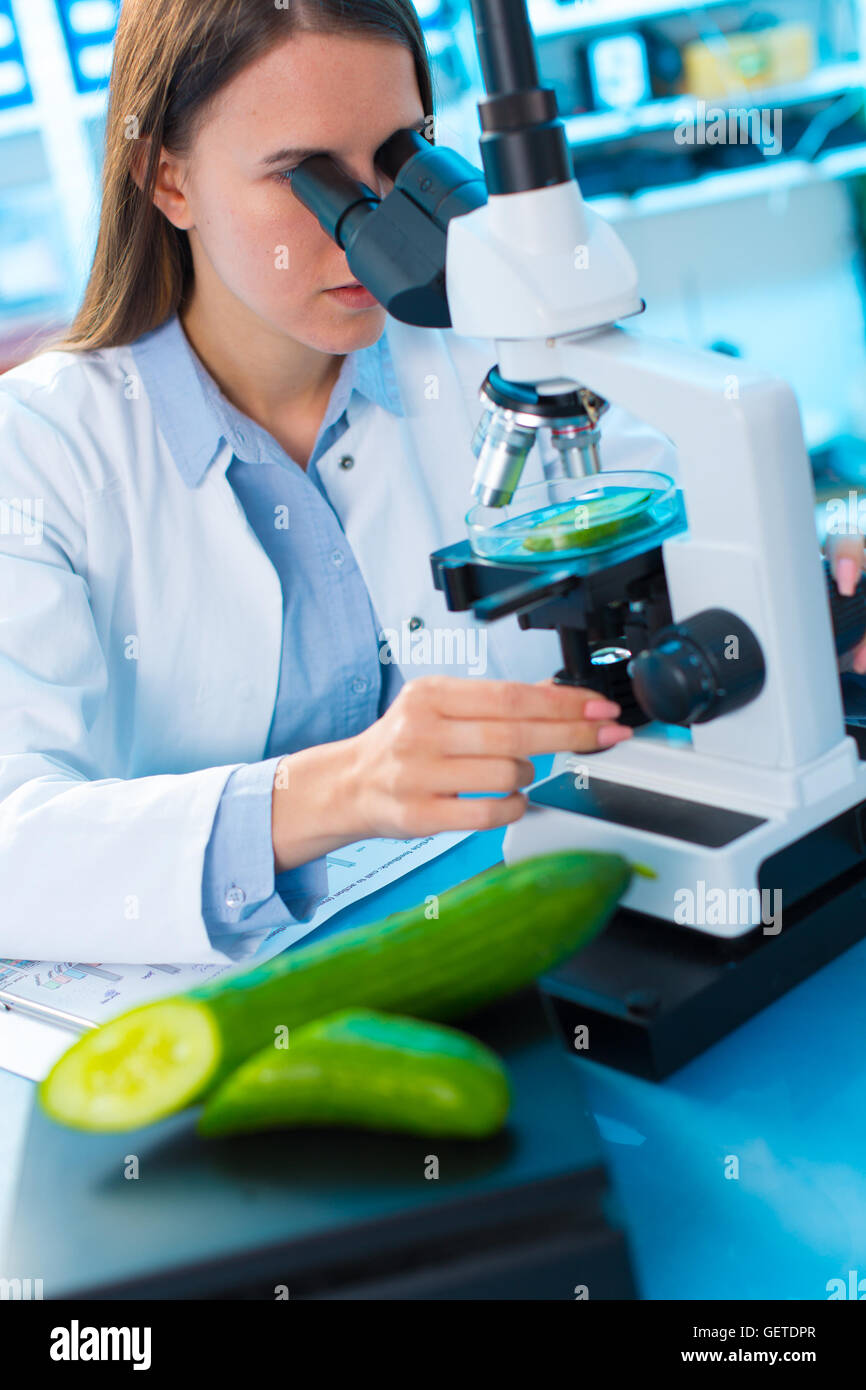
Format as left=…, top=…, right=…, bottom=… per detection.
left=539, top=855, right=866, bottom=1080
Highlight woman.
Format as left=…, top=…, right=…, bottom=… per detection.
left=0, top=0, right=857, bottom=965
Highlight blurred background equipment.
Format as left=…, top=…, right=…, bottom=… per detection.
left=0, top=0, right=117, bottom=369
left=0, top=0, right=865, bottom=485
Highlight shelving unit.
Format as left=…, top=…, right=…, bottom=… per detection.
left=564, top=60, right=866, bottom=148
left=0, top=0, right=864, bottom=429
left=431, top=2, right=866, bottom=221
left=0, top=0, right=472, bottom=352
left=590, top=138, right=866, bottom=221
left=529, top=0, right=735, bottom=41
left=0, top=0, right=113, bottom=354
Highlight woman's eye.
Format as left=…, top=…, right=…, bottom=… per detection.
left=275, top=168, right=297, bottom=184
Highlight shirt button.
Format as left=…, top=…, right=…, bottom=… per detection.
left=331, top=549, right=345, bottom=567
left=408, top=616, right=425, bottom=631
left=225, top=886, right=246, bottom=910
left=352, top=676, right=370, bottom=694
left=338, top=454, right=355, bottom=470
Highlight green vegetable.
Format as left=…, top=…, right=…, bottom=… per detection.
left=197, top=1009, right=511, bottom=1140
left=523, top=487, right=653, bottom=552
left=39, top=849, right=632, bottom=1132
left=39, top=999, right=221, bottom=1133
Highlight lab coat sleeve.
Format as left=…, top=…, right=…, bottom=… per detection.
left=202, top=758, right=330, bottom=960
left=0, top=393, right=256, bottom=964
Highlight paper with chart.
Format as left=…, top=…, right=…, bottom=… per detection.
left=0, top=829, right=471, bottom=1035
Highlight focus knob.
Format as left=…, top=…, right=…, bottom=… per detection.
left=628, top=609, right=765, bottom=726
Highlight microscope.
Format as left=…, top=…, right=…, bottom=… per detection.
left=290, top=0, right=866, bottom=1078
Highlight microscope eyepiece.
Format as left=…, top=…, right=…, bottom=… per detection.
left=288, top=119, right=485, bottom=328
left=289, top=133, right=484, bottom=327
left=374, top=127, right=431, bottom=182
left=288, top=155, right=379, bottom=248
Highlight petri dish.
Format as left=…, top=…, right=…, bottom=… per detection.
left=466, top=470, right=681, bottom=564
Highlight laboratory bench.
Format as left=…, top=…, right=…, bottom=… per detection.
left=1, top=747, right=865, bottom=1300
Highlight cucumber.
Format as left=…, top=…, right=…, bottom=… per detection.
left=38, top=999, right=221, bottom=1133
left=523, top=487, right=653, bottom=552
left=39, top=849, right=632, bottom=1132
left=197, top=1009, right=511, bottom=1140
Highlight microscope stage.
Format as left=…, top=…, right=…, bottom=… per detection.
left=507, top=729, right=866, bottom=1077
left=465, top=470, right=685, bottom=569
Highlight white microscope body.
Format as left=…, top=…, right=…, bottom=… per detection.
left=283, top=0, right=866, bottom=1070
left=446, top=175, right=866, bottom=939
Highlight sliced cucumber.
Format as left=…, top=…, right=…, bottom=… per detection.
left=523, top=487, right=653, bottom=552
left=39, top=998, right=221, bottom=1132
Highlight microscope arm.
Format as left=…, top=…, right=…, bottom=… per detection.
left=494, top=324, right=844, bottom=775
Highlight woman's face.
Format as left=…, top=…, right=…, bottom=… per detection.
left=161, top=31, right=427, bottom=352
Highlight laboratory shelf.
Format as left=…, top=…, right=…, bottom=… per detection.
left=562, top=60, right=866, bottom=149
left=0, top=83, right=103, bottom=139
left=587, top=139, right=866, bottom=221
left=530, top=0, right=733, bottom=41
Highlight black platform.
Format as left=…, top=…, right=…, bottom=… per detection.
left=538, top=724, right=866, bottom=1079
left=2, top=991, right=635, bottom=1300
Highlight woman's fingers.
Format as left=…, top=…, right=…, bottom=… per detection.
left=531, top=675, right=634, bottom=749
left=536, top=677, right=620, bottom=720
left=439, top=714, right=631, bottom=758
left=424, top=674, right=594, bottom=720
left=417, top=756, right=537, bottom=795
left=826, top=532, right=865, bottom=596
left=401, top=674, right=630, bottom=756
left=423, top=791, right=529, bottom=833
left=826, top=533, right=866, bottom=668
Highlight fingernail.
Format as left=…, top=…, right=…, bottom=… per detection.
left=584, top=698, right=621, bottom=720
left=597, top=723, right=633, bottom=748
left=836, top=556, right=859, bottom=597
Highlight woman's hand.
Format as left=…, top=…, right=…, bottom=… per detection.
left=341, top=673, right=632, bottom=840
left=826, top=531, right=866, bottom=673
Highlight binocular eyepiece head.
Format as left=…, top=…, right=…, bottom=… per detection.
left=286, top=126, right=487, bottom=328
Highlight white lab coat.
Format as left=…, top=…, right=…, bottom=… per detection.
left=0, top=316, right=672, bottom=962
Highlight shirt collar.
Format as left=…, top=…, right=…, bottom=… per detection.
left=130, top=311, right=404, bottom=489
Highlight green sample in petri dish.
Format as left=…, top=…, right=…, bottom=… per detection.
left=522, top=485, right=654, bottom=553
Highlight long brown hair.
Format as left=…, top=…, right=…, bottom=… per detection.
left=49, top=0, right=433, bottom=353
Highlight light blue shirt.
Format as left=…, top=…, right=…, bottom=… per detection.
left=130, top=314, right=406, bottom=957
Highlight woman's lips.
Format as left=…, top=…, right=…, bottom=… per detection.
left=324, top=282, right=379, bottom=308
